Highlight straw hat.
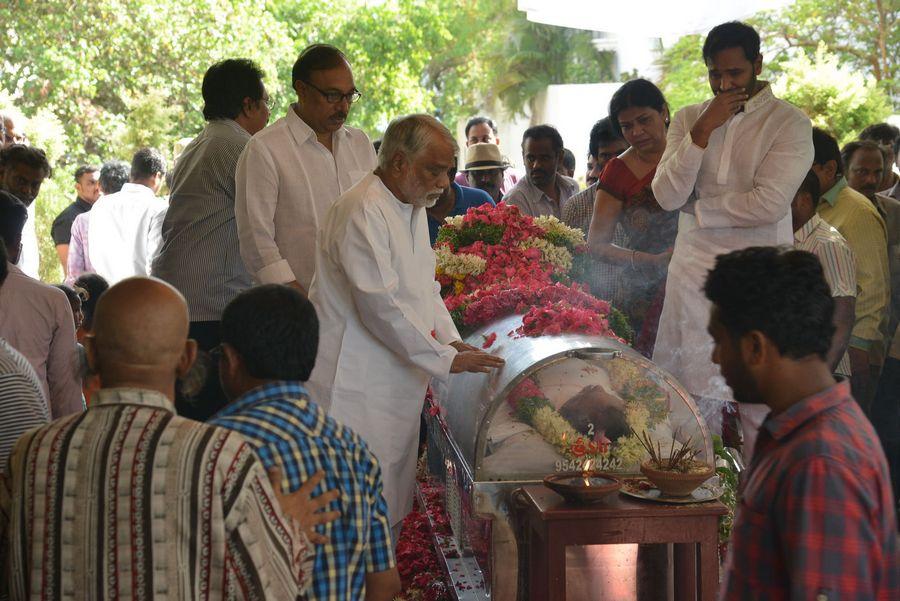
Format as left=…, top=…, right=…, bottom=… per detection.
left=464, top=142, right=511, bottom=172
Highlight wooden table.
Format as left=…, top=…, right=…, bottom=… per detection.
left=521, top=484, right=727, bottom=601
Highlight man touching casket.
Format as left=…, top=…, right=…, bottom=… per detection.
left=307, top=113, right=505, bottom=538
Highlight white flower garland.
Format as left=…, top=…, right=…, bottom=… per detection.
left=519, top=237, right=573, bottom=272
left=532, top=215, right=585, bottom=247
left=434, top=245, right=487, bottom=278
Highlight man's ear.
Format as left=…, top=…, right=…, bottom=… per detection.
left=740, top=330, right=767, bottom=367
left=753, top=54, right=763, bottom=76
left=176, top=338, right=199, bottom=380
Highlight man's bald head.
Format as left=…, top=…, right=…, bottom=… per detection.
left=88, top=277, right=196, bottom=394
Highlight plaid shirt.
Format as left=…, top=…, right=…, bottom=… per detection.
left=211, top=381, right=394, bottom=601
left=721, top=380, right=899, bottom=600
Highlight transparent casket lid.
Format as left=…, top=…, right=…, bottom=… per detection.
left=436, top=315, right=713, bottom=482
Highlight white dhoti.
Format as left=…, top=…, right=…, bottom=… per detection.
left=308, top=173, right=460, bottom=526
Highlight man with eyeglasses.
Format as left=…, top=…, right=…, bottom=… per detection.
left=152, top=59, right=272, bottom=421
left=235, top=44, right=376, bottom=296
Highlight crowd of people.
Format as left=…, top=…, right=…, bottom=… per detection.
left=0, top=18, right=898, bottom=601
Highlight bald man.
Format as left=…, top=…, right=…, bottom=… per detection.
left=0, top=277, right=335, bottom=600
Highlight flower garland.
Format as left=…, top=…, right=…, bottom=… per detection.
left=435, top=202, right=631, bottom=341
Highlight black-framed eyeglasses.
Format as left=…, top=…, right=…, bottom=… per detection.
left=301, top=80, right=362, bottom=104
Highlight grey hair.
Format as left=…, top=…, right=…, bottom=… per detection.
left=377, top=113, right=458, bottom=170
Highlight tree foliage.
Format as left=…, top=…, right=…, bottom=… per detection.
left=0, top=0, right=611, bottom=282
left=657, top=34, right=708, bottom=112
left=751, top=0, right=899, bottom=105
left=773, top=45, right=891, bottom=145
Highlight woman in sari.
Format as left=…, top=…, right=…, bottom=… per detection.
left=588, top=79, right=677, bottom=357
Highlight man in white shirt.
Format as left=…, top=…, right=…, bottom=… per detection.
left=235, top=44, right=376, bottom=294
left=87, top=148, right=168, bottom=284
left=0, top=191, right=83, bottom=419
left=0, top=144, right=51, bottom=279
left=307, top=114, right=505, bottom=539
left=651, top=21, right=813, bottom=451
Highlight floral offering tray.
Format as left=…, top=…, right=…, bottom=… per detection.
left=619, top=477, right=723, bottom=504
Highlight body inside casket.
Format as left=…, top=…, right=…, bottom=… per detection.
left=425, top=314, right=714, bottom=601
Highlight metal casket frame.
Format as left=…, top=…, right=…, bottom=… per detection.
left=426, top=313, right=713, bottom=600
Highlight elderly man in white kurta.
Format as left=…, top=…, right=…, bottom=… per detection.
left=651, top=22, right=813, bottom=454
left=235, top=44, right=376, bottom=294
left=308, top=114, right=505, bottom=535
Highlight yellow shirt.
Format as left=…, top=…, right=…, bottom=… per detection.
left=818, top=178, right=889, bottom=354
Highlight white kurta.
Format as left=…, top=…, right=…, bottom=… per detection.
left=651, top=85, right=813, bottom=410
left=307, top=173, right=460, bottom=527
left=234, top=106, right=376, bottom=290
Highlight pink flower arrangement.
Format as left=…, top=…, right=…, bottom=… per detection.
left=437, top=203, right=629, bottom=340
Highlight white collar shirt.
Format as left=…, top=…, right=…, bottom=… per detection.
left=14, top=203, right=39, bottom=278
left=234, top=105, right=377, bottom=290
left=87, top=183, right=168, bottom=284
left=651, top=84, right=814, bottom=401
left=0, top=264, right=83, bottom=418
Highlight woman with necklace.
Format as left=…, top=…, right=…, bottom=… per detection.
left=587, top=79, right=678, bottom=357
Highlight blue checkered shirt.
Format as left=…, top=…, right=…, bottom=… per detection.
left=211, top=382, right=394, bottom=600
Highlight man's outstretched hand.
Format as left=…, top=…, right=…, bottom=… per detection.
left=450, top=349, right=505, bottom=374
left=267, top=468, right=341, bottom=545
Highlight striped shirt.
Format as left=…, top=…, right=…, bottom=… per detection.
left=0, top=338, right=48, bottom=476
left=64, top=212, right=93, bottom=286
left=152, top=120, right=253, bottom=321
left=561, top=182, right=627, bottom=305
left=794, top=214, right=856, bottom=376
left=818, top=178, right=889, bottom=352
left=0, top=387, right=312, bottom=600
left=211, top=382, right=394, bottom=601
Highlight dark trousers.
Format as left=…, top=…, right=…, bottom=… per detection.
left=871, top=357, right=900, bottom=525
left=175, top=321, right=229, bottom=422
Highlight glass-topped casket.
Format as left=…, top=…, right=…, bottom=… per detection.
left=425, top=314, right=713, bottom=600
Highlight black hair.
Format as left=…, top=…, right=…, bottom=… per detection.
left=465, top=116, right=498, bottom=138
left=291, top=44, right=348, bottom=87
left=562, top=148, right=576, bottom=171
left=702, top=21, right=761, bottom=63
left=221, top=284, right=319, bottom=382
left=74, top=272, right=109, bottom=331
left=0, top=144, right=52, bottom=177
left=202, top=59, right=266, bottom=121
left=795, top=170, right=821, bottom=203
left=0, top=190, right=27, bottom=247
left=608, top=78, right=668, bottom=138
left=588, top=117, right=623, bottom=158
left=522, top=124, right=564, bottom=152
left=859, top=122, right=900, bottom=155
left=0, top=237, right=6, bottom=285
left=704, top=247, right=834, bottom=360
left=74, top=165, right=99, bottom=182
left=842, top=139, right=885, bottom=170
left=811, top=127, right=844, bottom=176
left=130, top=147, right=166, bottom=180
left=99, top=160, right=130, bottom=194
left=53, top=284, right=83, bottom=309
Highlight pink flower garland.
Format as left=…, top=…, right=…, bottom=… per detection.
left=438, top=203, right=622, bottom=340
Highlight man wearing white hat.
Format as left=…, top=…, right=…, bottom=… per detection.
left=462, top=142, right=510, bottom=205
